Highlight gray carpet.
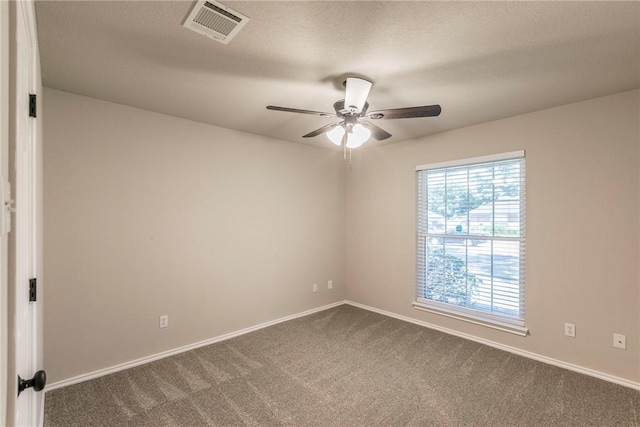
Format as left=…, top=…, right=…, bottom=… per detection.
left=45, top=305, right=640, bottom=426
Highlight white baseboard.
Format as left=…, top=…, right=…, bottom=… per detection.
left=46, top=299, right=639, bottom=393
left=345, top=300, right=640, bottom=391
left=46, top=300, right=347, bottom=392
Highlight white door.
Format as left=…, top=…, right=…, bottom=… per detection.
left=14, top=1, right=43, bottom=425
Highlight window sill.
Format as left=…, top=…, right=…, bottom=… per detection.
left=412, top=301, right=529, bottom=337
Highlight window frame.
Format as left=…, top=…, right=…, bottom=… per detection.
left=414, top=151, right=528, bottom=336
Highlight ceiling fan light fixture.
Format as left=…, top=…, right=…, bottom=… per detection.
left=344, top=77, right=372, bottom=113
left=345, top=123, right=371, bottom=148
left=326, top=123, right=371, bottom=148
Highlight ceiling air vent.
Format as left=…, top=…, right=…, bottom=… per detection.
left=183, top=1, right=249, bottom=45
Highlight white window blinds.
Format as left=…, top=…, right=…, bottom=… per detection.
left=415, top=151, right=526, bottom=333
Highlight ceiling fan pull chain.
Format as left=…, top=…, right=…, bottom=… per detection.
left=343, top=135, right=347, bottom=159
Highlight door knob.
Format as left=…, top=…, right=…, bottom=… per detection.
left=18, top=370, right=46, bottom=396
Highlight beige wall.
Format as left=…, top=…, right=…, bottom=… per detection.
left=44, top=88, right=639, bottom=386
left=346, top=90, right=640, bottom=382
left=43, top=88, right=346, bottom=383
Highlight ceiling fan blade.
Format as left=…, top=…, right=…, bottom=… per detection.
left=360, top=121, right=392, bottom=141
left=266, top=105, right=336, bottom=117
left=368, top=105, right=441, bottom=119
left=302, top=122, right=341, bottom=138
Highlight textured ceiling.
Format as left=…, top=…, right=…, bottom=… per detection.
left=35, top=1, right=640, bottom=149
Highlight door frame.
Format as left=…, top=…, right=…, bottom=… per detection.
left=7, top=1, right=43, bottom=426
left=1, top=0, right=10, bottom=424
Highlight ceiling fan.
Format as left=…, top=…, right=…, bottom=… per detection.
left=266, top=77, right=441, bottom=149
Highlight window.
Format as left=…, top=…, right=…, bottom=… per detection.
left=414, top=151, right=527, bottom=336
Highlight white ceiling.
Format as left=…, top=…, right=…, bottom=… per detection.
left=35, top=1, right=640, bottom=149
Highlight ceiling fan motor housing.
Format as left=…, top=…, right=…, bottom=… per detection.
left=334, top=100, right=369, bottom=118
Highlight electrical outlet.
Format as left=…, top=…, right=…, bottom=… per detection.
left=328, top=280, right=333, bottom=289
left=564, top=323, right=575, bottom=338
left=312, top=283, right=317, bottom=293
left=613, top=333, right=626, bottom=350
left=159, top=315, right=169, bottom=329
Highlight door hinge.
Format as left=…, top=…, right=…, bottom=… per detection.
left=29, top=94, right=36, bottom=118
left=29, top=278, right=36, bottom=302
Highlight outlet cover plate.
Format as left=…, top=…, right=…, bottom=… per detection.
left=613, top=333, right=626, bottom=349
left=564, top=323, right=575, bottom=337
left=159, top=315, right=169, bottom=328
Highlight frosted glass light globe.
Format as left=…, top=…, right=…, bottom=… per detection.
left=345, top=123, right=371, bottom=148
left=326, top=125, right=345, bottom=145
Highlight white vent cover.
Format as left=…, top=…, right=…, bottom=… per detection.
left=183, top=1, right=249, bottom=45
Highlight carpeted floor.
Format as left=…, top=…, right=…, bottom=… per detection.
left=45, top=304, right=640, bottom=426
